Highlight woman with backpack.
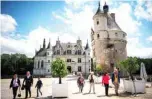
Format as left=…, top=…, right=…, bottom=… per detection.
left=88, top=72, right=96, bottom=94
left=77, top=73, right=85, bottom=93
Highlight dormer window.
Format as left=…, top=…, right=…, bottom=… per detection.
left=68, top=45, right=70, bottom=48
left=57, top=50, right=60, bottom=55
left=123, top=34, right=125, bottom=38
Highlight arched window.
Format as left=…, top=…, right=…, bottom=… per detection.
left=38, top=61, right=40, bottom=68
left=41, top=60, right=44, bottom=68
left=97, top=34, right=100, bottom=38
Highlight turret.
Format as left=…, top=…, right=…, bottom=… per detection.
left=103, top=2, right=109, bottom=13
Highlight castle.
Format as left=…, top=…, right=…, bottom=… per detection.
left=33, top=38, right=91, bottom=75
left=91, top=2, right=127, bottom=72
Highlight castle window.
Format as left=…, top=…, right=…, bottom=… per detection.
left=41, top=60, right=44, bottom=68
left=48, top=69, right=50, bottom=72
left=57, top=50, right=60, bottom=55
left=38, top=61, right=40, bottom=68
left=67, top=50, right=71, bottom=54
left=88, top=53, right=90, bottom=55
left=78, top=50, right=81, bottom=55
left=115, top=32, right=118, bottom=36
left=67, top=59, right=71, bottom=62
left=48, top=60, right=50, bottom=63
left=78, top=66, right=82, bottom=72
left=97, top=21, right=99, bottom=25
left=78, top=58, right=81, bottom=63
left=97, top=34, right=100, bottom=39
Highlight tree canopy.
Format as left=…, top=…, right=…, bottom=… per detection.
left=51, top=58, right=68, bottom=78
left=1, top=53, right=34, bottom=76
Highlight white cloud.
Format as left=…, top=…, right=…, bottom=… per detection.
left=111, top=3, right=142, bottom=37
left=0, top=14, right=17, bottom=34
left=147, top=36, right=152, bottom=41
left=134, top=0, right=152, bottom=21
left=127, top=37, right=152, bottom=58
left=1, top=26, right=77, bottom=57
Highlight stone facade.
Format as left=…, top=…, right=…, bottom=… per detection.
left=91, top=2, right=127, bottom=72
left=33, top=38, right=91, bottom=76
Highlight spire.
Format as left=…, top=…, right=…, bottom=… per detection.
left=47, top=38, right=51, bottom=49
left=95, top=1, right=101, bottom=15
left=78, top=36, right=80, bottom=40
left=85, top=39, right=89, bottom=50
left=43, top=38, right=46, bottom=48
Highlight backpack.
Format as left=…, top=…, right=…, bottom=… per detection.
left=90, top=75, right=94, bottom=83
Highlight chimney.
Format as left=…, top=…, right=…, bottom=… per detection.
left=111, top=13, right=115, bottom=21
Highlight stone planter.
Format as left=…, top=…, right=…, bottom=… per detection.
left=123, top=78, right=146, bottom=94
left=52, top=78, right=68, bottom=98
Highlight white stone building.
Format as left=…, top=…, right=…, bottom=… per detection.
left=91, top=2, right=127, bottom=72
left=33, top=38, right=91, bottom=76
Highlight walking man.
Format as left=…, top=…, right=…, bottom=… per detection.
left=23, top=71, right=33, bottom=98
left=77, top=73, right=85, bottom=93
left=35, top=77, right=43, bottom=97
left=112, top=69, right=120, bottom=96
left=88, top=72, right=96, bottom=94
left=10, top=73, right=21, bottom=99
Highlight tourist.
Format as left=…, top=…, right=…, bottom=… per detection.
left=77, top=73, right=85, bottom=93
left=102, top=72, right=110, bottom=96
left=35, top=77, right=43, bottom=97
left=9, top=73, right=21, bottom=99
left=22, top=71, right=33, bottom=98
left=88, top=72, right=96, bottom=94
left=112, top=69, right=120, bottom=96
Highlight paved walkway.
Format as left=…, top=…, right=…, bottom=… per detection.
left=1, top=75, right=152, bottom=99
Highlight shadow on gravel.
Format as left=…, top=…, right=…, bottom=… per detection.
left=72, top=92, right=81, bottom=94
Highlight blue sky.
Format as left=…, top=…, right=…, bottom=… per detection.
left=1, top=0, right=152, bottom=58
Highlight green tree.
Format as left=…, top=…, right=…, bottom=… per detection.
left=51, top=58, right=68, bottom=84
left=119, top=57, right=139, bottom=95
left=95, top=64, right=102, bottom=75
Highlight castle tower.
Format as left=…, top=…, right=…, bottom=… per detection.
left=91, top=2, right=127, bottom=72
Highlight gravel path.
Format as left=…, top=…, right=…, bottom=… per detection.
left=1, top=75, right=152, bottom=99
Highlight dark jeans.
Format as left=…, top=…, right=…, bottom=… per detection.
left=104, top=84, right=109, bottom=96
left=37, top=88, right=42, bottom=97
left=25, top=87, right=31, bottom=98
left=79, top=85, right=84, bottom=92
left=12, top=87, right=18, bottom=99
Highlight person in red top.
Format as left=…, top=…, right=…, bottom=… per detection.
left=102, top=72, right=110, bottom=96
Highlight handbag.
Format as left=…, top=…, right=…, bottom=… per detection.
left=21, top=84, right=25, bottom=90
left=18, top=87, right=21, bottom=97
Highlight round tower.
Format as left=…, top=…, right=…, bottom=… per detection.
left=91, top=2, right=127, bottom=72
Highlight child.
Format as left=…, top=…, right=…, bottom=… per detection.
left=35, top=77, right=43, bottom=97
left=102, top=72, right=110, bottom=96
left=77, top=73, right=85, bottom=93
